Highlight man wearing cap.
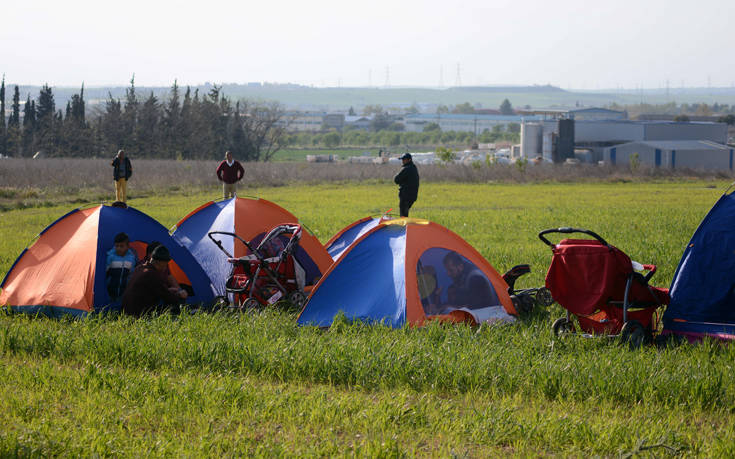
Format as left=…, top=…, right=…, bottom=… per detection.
left=122, top=245, right=188, bottom=316
left=394, top=153, right=420, bottom=217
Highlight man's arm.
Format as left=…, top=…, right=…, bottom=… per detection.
left=394, top=168, right=406, bottom=185
left=216, top=162, right=224, bottom=181
left=147, top=273, right=185, bottom=304
left=236, top=162, right=245, bottom=181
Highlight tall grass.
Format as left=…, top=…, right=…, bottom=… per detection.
left=1, top=181, right=733, bottom=456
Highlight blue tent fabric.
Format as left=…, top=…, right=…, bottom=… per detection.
left=298, top=225, right=407, bottom=327
left=172, top=200, right=236, bottom=297
left=665, top=192, right=735, bottom=335
left=326, top=217, right=381, bottom=261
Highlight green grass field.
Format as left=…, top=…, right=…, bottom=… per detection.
left=1, top=181, right=734, bottom=456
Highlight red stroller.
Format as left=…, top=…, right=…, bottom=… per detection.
left=539, top=228, right=670, bottom=347
left=208, top=224, right=307, bottom=310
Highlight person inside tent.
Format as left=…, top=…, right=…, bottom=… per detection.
left=417, top=264, right=444, bottom=315
left=122, top=245, right=188, bottom=316
left=442, top=251, right=500, bottom=310
left=106, top=232, right=137, bottom=305
left=140, top=241, right=181, bottom=294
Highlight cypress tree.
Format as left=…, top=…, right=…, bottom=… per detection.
left=164, top=80, right=181, bottom=158
left=122, top=75, right=138, bottom=152
left=9, top=86, right=20, bottom=128
left=6, top=86, right=21, bottom=156
left=22, top=95, right=36, bottom=156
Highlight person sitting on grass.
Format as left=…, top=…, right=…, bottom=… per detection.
left=105, top=232, right=137, bottom=305
left=122, top=245, right=188, bottom=317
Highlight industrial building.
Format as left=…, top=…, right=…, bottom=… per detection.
left=603, top=141, right=735, bottom=170
left=519, top=106, right=729, bottom=168
left=403, top=113, right=542, bottom=134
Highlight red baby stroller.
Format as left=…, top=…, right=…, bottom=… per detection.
left=539, top=228, right=670, bottom=347
left=208, top=224, right=307, bottom=310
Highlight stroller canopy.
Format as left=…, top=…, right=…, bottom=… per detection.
left=665, top=191, right=735, bottom=340
left=172, top=197, right=332, bottom=296
left=0, top=205, right=215, bottom=317
left=325, top=216, right=383, bottom=261
left=298, top=218, right=517, bottom=328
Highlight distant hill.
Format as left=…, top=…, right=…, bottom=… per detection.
left=6, top=82, right=735, bottom=112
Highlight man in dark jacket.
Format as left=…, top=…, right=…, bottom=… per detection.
left=394, top=153, right=420, bottom=217
left=111, top=150, right=132, bottom=203
left=122, top=245, right=188, bottom=317
left=216, top=151, right=245, bottom=199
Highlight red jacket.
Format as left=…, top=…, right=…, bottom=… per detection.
left=216, top=160, right=245, bottom=184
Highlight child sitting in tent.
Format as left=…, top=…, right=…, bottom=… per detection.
left=417, top=264, right=444, bottom=315
left=106, top=232, right=138, bottom=304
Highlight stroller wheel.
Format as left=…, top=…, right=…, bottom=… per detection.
left=288, top=291, right=307, bottom=308
left=552, top=317, right=575, bottom=336
left=240, top=298, right=261, bottom=310
left=535, top=288, right=554, bottom=307
left=212, top=296, right=230, bottom=311
left=620, top=320, right=646, bottom=349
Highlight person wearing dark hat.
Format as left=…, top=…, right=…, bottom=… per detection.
left=122, top=245, right=188, bottom=316
left=394, top=153, right=420, bottom=217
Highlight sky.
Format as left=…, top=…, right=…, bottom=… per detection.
left=2, top=0, right=734, bottom=89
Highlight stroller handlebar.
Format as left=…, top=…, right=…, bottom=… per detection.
left=538, top=227, right=610, bottom=248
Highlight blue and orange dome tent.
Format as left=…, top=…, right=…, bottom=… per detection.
left=171, top=197, right=333, bottom=297
left=298, top=218, right=518, bottom=328
left=0, top=204, right=215, bottom=317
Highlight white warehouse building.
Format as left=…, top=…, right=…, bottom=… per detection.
left=403, top=114, right=542, bottom=133
left=602, top=141, right=735, bottom=171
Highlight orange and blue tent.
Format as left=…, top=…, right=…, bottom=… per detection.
left=171, top=197, right=333, bottom=296
left=0, top=205, right=215, bottom=317
left=298, top=218, right=517, bottom=328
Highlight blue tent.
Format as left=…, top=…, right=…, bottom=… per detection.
left=1, top=205, right=216, bottom=317
left=664, top=191, right=735, bottom=340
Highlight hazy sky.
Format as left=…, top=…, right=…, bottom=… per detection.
left=2, top=0, right=733, bottom=89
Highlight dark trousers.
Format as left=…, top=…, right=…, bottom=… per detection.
left=399, top=199, right=415, bottom=217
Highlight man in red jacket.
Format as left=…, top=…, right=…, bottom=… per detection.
left=216, top=151, right=245, bottom=199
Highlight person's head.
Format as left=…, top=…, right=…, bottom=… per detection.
left=225, top=151, right=233, bottom=162
left=401, top=153, right=412, bottom=165
left=443, top=251, right=465, bottom=280
left=117, top=149, right=125, bottom=158
left=150, top=245, right=171, bottom=271
left=113, top=232, right=130, bottom=256
left=146, top=241, right=162, bottom=259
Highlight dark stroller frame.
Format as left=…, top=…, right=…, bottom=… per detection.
left=208, top=224, right=306, bottom=309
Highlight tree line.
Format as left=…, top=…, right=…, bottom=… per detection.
left=284, top=124, right=520, bottom=149
left=0, top=76, right=288, bottom=161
